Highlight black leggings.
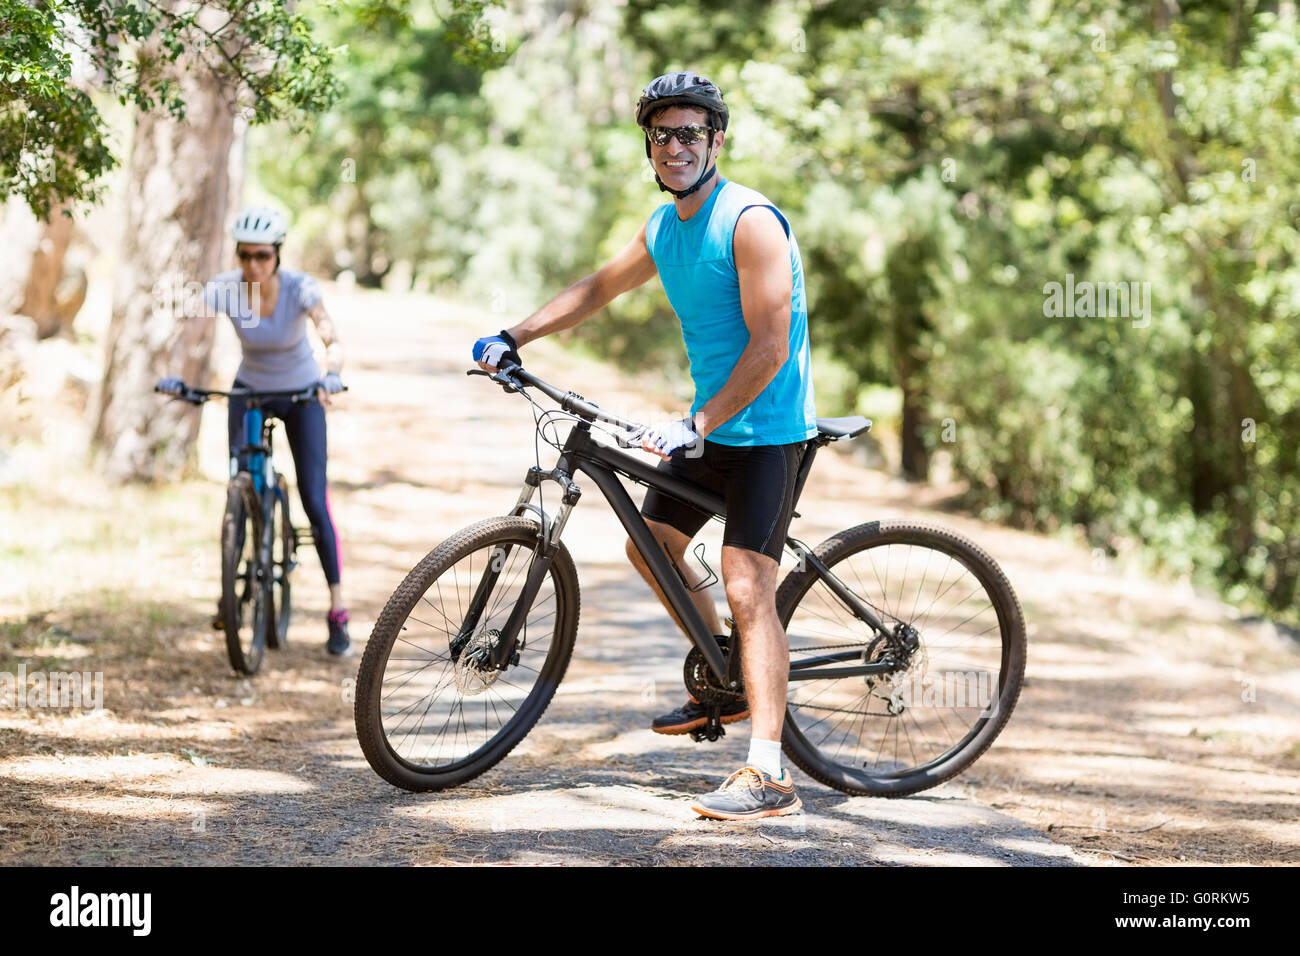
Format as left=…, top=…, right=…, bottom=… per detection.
left=228, top=380, right=342, bottom=586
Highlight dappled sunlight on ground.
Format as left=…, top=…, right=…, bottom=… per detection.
left=1, top=284, right=1296, bottom=865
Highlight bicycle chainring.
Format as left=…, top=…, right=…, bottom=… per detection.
left=682, top=643, right=744, bottom=706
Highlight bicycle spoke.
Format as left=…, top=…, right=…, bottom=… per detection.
left=369, top=526, right=574, bottom=775
left=779, top=522, right=1022, bottom=794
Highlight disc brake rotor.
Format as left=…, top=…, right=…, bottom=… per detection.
left=453, top=627, right=506, bottom=696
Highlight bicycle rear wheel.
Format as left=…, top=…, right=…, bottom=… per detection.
left=221, top=474, right=269, bottom=675
left=354, top=516, right=580, bottom=792
left=776, top=520, right=1026, bottom=796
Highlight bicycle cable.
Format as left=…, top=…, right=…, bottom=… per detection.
left=506, top=375, right=734, bottom=549
left=513, top=380, right=623, bottom=537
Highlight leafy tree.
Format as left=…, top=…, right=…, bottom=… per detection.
left=0, top=0, right=340, bottom=218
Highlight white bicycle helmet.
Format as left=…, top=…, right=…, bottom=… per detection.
left=232, top=206, right=288, bottom=244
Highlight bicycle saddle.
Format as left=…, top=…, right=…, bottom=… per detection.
left=815, top=416, right=872, bottom=439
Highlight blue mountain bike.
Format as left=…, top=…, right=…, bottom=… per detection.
left=156, top=381, right=327, bottom=674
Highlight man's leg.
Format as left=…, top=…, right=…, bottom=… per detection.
left=628, top=519, right=750, bottom=734
left=719, top=545, right=785, bottom=741
left=689, top=441, right=806, bottom=819
left=625, top=518, right=722, bottom=638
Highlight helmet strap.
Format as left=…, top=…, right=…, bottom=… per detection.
left=650, top=135, right=718, bottom=200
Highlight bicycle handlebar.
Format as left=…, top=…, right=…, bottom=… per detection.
left=468, top=363, right=648, bottom=441
left=154, top=382, right=347, bottom=406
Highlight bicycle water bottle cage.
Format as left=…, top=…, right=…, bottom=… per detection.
left=666, top=542, right=717, bottom=593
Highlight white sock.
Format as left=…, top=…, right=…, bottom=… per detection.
left=746, top=737, right=783, bottom=778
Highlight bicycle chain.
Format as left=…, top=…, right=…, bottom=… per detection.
left=789, top=641, right=876, bottom=653
left=787, top=589, right=918, bottom=655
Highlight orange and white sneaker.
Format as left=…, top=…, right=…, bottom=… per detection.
left=690, top=766, right=802, bottom=820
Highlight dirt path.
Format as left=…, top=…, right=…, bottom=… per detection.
left=1, top=285, right=1297, bottom=866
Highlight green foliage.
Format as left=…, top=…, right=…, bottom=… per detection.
left=444, top=0, right=511, bottom=68
left=0, top=0, right=113, bottom=217
left=252, top=0, right=1300, bottom=626
left=1, top=0, right=346, bottom=216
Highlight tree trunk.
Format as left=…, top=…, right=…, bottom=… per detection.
left=0, top=199, right=45, bottom=315
left=92, top=19, right=237, bottom=483
left=899, top=376, right=931, bottom=482
left=19, top=205, right=84, bottom=339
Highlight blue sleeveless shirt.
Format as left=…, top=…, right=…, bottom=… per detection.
left=644, top=179, right=817, bottom=446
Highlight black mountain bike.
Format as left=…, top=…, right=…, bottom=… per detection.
left=354, top=363, right=1026, bottom=796
left=156, top=381, right=323, bottom=675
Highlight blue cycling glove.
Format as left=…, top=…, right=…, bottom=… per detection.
left=320, top=372, right=345, bottom=394
left=156, top=376, right=185, bottom=396
left=472, top=329, right=521, bottom=369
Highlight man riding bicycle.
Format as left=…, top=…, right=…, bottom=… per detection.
left=473, top=71, right=816, bottom=820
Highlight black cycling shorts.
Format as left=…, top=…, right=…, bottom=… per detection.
left=640, top=439, right=808, bottom=562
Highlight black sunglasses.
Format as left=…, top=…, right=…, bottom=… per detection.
left=644, top=124, right=714, bottom=147
left=237, top=250, right=275, bottom=263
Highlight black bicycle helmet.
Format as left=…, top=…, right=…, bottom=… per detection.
left=635, top=70, right=730, bottom=131
left=635, top=71, right=729, bottom=199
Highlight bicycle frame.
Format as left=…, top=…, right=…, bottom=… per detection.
left=476, top=416, right=898, bottom=687
left=231, top=397, right=299, bottom=533
left=232, top=404, right=277, bottom=499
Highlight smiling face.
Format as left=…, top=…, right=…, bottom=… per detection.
left=647, top=105, right=724, bottom=192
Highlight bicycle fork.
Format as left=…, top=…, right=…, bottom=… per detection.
left=456, top=465, right=583, bottom=671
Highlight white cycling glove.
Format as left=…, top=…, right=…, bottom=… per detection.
left=643, top=417, right=701, bottom=457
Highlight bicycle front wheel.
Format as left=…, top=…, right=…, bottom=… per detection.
left=354, top=516, right=580, bottom=792
left=266, top=475, right=294, bottom=650
left=221, top=474, right=269, bottom=675
left=776, top=520, right=1026, bottom=796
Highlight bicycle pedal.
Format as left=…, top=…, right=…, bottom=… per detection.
left=688, top=721, right=726, bottom=744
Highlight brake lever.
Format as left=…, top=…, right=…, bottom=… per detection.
left=465, top=366, right=522, bottom=393
left=155, top=385, right=204, bottom=406
left=298, top=384, right=349, bottom=404
left=612, top=425, right=648, bottom=449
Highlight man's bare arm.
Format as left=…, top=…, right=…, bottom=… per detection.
left=692, top=208, right=792, bottom=438
left=506, top=222, right=657, bottom=347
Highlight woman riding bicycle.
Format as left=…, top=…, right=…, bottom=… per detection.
left=167, top=205, right=352, bottom=657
